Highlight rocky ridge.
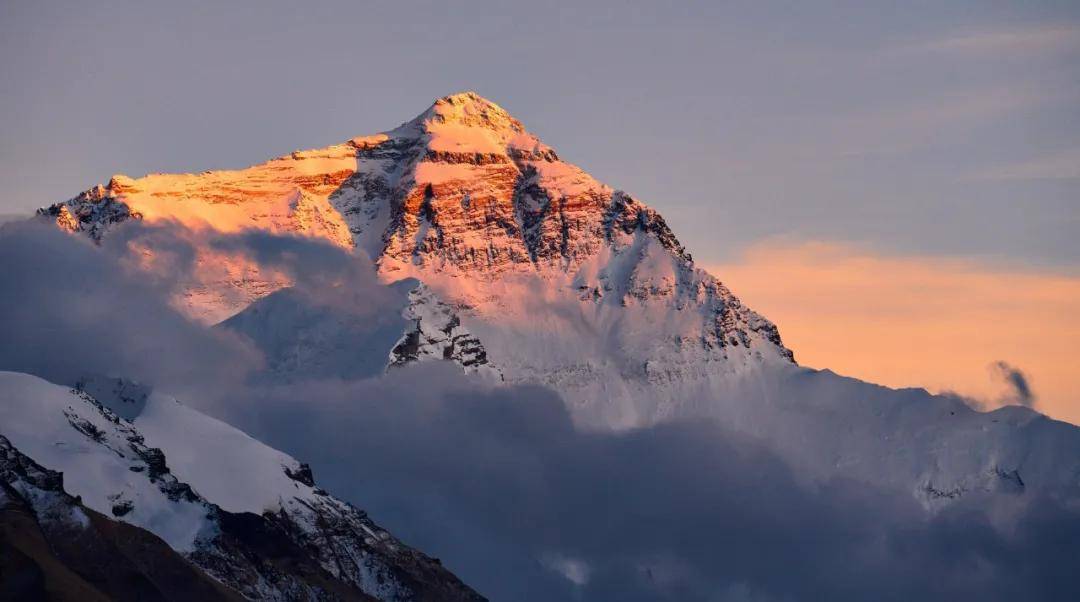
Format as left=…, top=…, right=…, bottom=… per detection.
left=388, top=284, right=500, bottom=379
left=0, top=372, right=483, bottom=601
left=40, top=92, right=792, bottom=425
left=0, top=434, right=245, bottom=602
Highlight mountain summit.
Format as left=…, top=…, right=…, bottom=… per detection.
left=395, top=91, right=537, bottom=142
left=42, top=92, right=792, bottom=426
left=43, top=92, right=713, bottom=281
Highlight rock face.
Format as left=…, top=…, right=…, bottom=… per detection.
left=0, top=434, right=245, bottom=602
left=39, top=183, right=138, bottom=240
left=219, top=279, right=495, bottom=381
left=41, top=91, right=792, bottom=427
left=388, top=284, right=500, bottom=380
left=0, top=371, right=484, bottom=602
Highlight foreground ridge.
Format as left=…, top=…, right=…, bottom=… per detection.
left=0, top=371, right=484, bottom=601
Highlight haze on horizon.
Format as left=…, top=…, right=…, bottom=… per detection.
left=1, top=0, right=1078, bottom=423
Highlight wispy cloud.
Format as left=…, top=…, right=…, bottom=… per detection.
left=972, top=147, right=1080, bottom=181
left=766, top=24, right=1080, bottom=161
left=708, top=240, right=1080, bottom=425
left=896, top=25, right=1080, bottom=56
left=990, top=360, right=1037, bottom=408
left=751, top=85, right=1061, bottom=162
left=827, top=87, right=1051, bottom=157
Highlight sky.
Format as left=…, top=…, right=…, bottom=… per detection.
left=1, top=0, right=1078, bottom=420
left=711, top=241, right=1080, bottom=424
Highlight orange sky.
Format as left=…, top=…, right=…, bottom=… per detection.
left=710, top=241, right=1080, bottom=426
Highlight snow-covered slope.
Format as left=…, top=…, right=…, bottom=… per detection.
left=675, top=364, right=1080, bottom=506
left=41, top=91, right=791, bottom=427
left=0, top=371, right=483, bottom=601
left=220, top=279, right=500, bottom=382
left=0, top=433, right=244, bottom=601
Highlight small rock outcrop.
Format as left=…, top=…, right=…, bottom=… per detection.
left=388, top=284, right=500, bottom=379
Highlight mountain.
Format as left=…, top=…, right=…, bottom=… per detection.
left=36, top=92, right=1080, bottom=505
left=219, top=279, right=501, bottom=383
left=1, top=433, right=244, bottom=602
left=21, top=89, right=1080, bottom=600
left=41, top=91, right=790, bottom=428
left=0, top=371, right=483, bottom=601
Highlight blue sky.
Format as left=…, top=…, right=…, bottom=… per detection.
left=2, top=0, right=1078, bottom=268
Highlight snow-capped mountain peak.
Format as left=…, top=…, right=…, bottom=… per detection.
left=40, top=93, right=793, bottom=428
left=390, top=91, right=540, bottom=149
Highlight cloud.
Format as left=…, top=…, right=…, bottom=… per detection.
left=707, top=240, right=1080, bottom=426
left=0, top=218, right=394, bottom=398
left=897, top=25, right=1080, bottom=57
left=991, top=361, right=1036, bottom=408
left=735, top=84, right=1060, bottom=163
left=207, top=229, right=371, bottom=290
left=0, top=220, right=260, bottom=398
left=971, top=147, right=1080, bottom=181
left=214, top=365, right=1080, bottom=602
left=824, top=86, right=1058, bottom=158
left=3, top=221, right=1079, bottom=601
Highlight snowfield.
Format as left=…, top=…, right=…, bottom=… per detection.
left=0, top=371, right=213, bottom=551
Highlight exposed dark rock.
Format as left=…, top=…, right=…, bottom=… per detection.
left=286, top=463, right=316, bottom=488
left=110, top=500, right=134, bottom=517
left=0, top=436, right=242, bottom=601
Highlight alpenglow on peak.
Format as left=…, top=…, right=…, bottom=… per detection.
left=422, top=91, right=522, bottom=129
left=40, top=92, right=795, bottom=406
